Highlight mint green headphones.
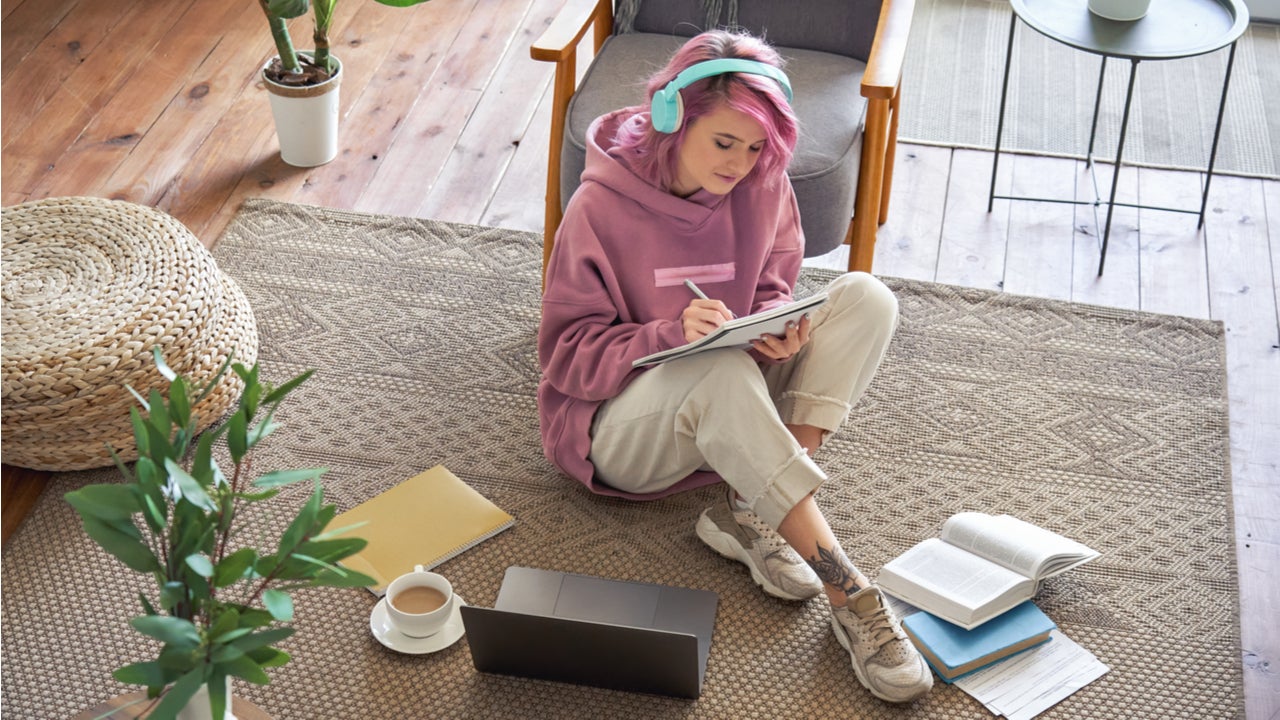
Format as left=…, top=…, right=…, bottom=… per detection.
left=650, top=58, right=793, bottom=134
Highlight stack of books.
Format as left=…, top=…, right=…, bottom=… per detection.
left=879, top=513, right=1109, bottom=717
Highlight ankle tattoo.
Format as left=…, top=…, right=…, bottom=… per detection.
left=806, top=542, right=862, bottom=595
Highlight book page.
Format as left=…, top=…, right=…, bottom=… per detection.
left=878, top=539, right=1031, bottom=627
left=940, top=512, right=1097, bottom=579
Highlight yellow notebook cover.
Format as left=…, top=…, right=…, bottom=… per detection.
left=333, top=465, right=514, bottom=594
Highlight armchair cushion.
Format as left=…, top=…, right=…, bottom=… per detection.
left=561, top=32, right=867, bottom=256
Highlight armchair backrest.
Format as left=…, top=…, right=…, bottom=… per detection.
left=622, top=0, right=882, bottom=62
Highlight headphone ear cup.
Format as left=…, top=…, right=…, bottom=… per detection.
left=650, top=89, right=683, bottom=134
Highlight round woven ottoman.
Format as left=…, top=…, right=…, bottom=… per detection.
left=1, top=197, right=258, bottom=471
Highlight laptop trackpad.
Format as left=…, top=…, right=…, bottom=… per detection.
left=553, top=574, right=660, bottom=627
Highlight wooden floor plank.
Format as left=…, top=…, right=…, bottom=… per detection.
left=1136, top=167, right=1211, bottom=318
left=2, top=0, right=192, bottom=194
left=25, top=0, right=251, bottom=202
left=0, top=0, right=81, bottom=82
left=1072, top=162, right=1142, bottom=309
left=870, top=144, right=951, bottom=282
left=1, top=0, right=130, bottom=146
left=291, top=0, right=478, bottom=212
left=93, top=2, right=277, bottom=209
left=935, top=148, right=1012, bottom=290
left=482, top=77, right=556, bottom=233
left=1003, top=153, right=1076, bottom=300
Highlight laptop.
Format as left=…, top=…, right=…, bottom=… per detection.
left=460, top=566, right=719, bottom=698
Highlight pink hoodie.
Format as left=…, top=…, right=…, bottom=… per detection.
left=537, top=107, right=805, bottom=499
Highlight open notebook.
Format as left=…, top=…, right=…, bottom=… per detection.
left=332, top=465, right=514, bottom=595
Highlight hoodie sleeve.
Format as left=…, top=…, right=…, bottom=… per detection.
left=539, top=208, right=687, bottom=403
left=750, top=177, right=805, bottom=315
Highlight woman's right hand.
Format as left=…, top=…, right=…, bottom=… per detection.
left=681, top=299, right=734, bottom=343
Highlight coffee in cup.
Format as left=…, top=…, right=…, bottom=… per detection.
left=385, top=565, right=455, bottom=638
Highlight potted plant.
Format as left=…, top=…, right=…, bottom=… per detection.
left=258, top=0, right=432, bottom=166
left=66, top=348, right=375, bottom=719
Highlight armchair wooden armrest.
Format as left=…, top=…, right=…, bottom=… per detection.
left=531, top=0, right=614, bottom=279
left=849, top=0, right=915, bottom=273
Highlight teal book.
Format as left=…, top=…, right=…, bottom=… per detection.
left=901, top=601, right=1056, bottom=683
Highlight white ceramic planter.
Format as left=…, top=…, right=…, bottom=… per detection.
left=1088, top=0, right=1152, bottom=21
left=262, top=53, right=342, bottom=167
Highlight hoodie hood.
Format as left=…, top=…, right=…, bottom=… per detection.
left=581, top=107, right=726, bottom=231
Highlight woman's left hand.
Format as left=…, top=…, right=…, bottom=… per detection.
left=752, top=314, right=810, bottom=361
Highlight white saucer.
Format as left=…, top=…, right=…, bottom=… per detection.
left=369, top=594, right=467, bottom=654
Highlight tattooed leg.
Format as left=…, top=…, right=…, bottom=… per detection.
left=806, top=542, right=868, bottom=598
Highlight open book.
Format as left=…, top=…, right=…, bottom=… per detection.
left=632, top=292, right=828, bottom=368
left=877, top=513, right=1098, bottom=630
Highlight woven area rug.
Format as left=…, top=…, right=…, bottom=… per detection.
left=1, top=199, right=1241, bottom=719
left=901, top=0, right=1280, bottom=179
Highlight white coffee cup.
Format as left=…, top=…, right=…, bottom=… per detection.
left=385, top=565, right=455, bottom=638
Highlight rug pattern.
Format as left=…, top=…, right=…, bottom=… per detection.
left=0, top=199, right=1240, bottom=719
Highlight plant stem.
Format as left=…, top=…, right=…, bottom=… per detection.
left=258, top=0, right=301, bottom=73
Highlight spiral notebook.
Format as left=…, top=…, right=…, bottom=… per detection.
left=333, top=465, right=514, bottom=595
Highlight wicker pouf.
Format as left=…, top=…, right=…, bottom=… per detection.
left=1, top=197, right=258, bottom=471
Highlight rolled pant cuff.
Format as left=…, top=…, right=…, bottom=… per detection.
left=749, top=449, right=828, bottom=530
left=775, top=391, right=851, bottom=434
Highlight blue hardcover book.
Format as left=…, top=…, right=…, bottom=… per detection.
left=901, top=601, right=1056, bottom=683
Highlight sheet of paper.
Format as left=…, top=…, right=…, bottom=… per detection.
left=953, top=629, right=1109, bottom=719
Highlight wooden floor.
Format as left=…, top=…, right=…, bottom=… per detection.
left=3, top=0, right=1277, bottom=715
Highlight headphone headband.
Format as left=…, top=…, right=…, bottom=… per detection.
left=650, top=58, right=793, bottom=134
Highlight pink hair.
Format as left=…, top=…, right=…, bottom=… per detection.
left=613, top=30, right=799, bottom=193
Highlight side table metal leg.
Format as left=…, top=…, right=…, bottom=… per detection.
left=1099, top=58, right=1140, bottom=276
left=1199, top=40, right=1238, bottom=228
left=1086, top=56, right=1108, bottom=164
left=988, top=12, right=1018, bottom=213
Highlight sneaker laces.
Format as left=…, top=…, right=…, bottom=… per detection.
left=858, top=602, right=900, bottom=650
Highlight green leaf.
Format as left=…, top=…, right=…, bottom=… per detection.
left=311, top=519, right=368, bottom=541
left=147, top=388, right=171, bottom=437
left=185, top=553, right=214, bottom=577
left=130, top=406, right=150, bottom=455
left=214, top=548, right=257, bottom=588
left=141, top=493, right=166, bottom=535
left=81, top=517, right=160, bottom=573
left=262, top=589, right=293, bottom=622
left=252, top=467, right=326, bottom=490
left=191, top=431, right=215, bottom=485
left=208, top=608, right=240, bottom=640
left=310, top=566, right=377, bottom=588
left=139, top=592, right=157, bottom=616
left=131, top=615, right=201, bottom=649
left=296, top=537, right=367, bottom=563
left=230, top=627, right=294, bottom=655
left=127, top=385, right=151, bottom=412
left=168, top=376, right=191, bottom=429
left=277, top=483, right=321, bottom=556
left=262, top=369, right=314, bottom=405
left=152, top=346, right=177, bottom=382
left=221, top=654, right=272, bottom=684
left=150, top=669, right=205, bottom=718
left=65, top=483, right=141, bottom=522
left=227, top=410, right=248, bottom=464
left=374, top=0, right=434, bottom=6
left=247, top=646, right=291, bottom=668
left=237, top=488, right=281, bottom=502
left=247, top=417, right=280, bottom=448
left=165, top=458, right=216, bottom=511
left=114, top=660, right=170, bottom=687
left=207, top=669, right=229, bottom=720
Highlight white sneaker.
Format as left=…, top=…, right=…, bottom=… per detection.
left=830, top=586, right=933, bottom=703
left=695, top=487, right=824, bottom=601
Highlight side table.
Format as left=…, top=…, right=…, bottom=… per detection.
left=986, top=0, right=1249, bottom=274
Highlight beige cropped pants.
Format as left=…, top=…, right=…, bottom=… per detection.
left=589, top=272, right=899, bottom=530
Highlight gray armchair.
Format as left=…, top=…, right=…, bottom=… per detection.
left=531, top=0, right=914, bottom=276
